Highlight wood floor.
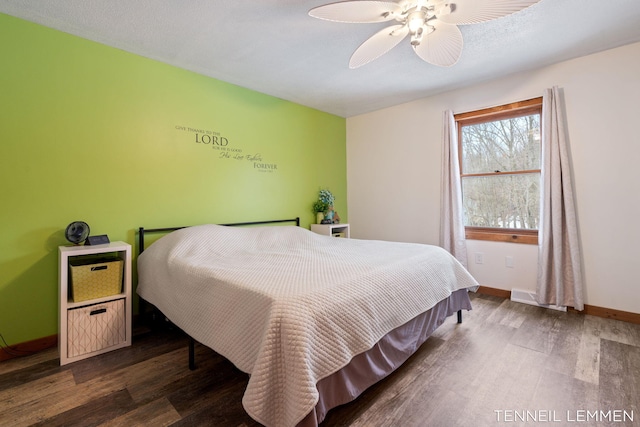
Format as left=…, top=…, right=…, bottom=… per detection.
left=1, top=293, right=639, bottom=427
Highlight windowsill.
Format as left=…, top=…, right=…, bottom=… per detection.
left=465, top=228, right=538, bottom=245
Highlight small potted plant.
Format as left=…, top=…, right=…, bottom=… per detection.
left=312, top=200, right=328, bottom=224
left=313, top=189, right=336, bottom=224
left=318, top=189, right=335, bottom=208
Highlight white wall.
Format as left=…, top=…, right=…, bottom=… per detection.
left=347, top=42, right=640, bottom=314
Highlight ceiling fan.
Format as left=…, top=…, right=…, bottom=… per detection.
left=309, top=0, right=542, bottom=68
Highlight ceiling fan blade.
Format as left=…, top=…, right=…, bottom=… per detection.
left=437, top=0, right=541, bottom=25
left=309, top=1, right=402, bottom=23
left=413, top=21, right=463, bottom=67
left=349, top=24, right=410, bottom=68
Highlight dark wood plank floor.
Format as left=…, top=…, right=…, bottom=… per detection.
left=1, top=293, right=639, bottom=426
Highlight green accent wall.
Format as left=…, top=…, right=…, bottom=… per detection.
left=0, top=13, right=347, bottom=346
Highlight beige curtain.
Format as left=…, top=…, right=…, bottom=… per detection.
left=537, top=87, right=584, bottom=310
left=440, top=110, right=468, bottom=268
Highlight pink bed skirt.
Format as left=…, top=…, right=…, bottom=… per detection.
left=297, top=289, right=472, bottom=426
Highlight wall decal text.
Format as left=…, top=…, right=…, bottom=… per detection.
left=175, top=124, right=278, bottom=173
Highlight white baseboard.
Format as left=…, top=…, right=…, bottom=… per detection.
left=510, top=288, right=567, bottom=312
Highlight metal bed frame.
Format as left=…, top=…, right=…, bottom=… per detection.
left=137, top=217, right=300, bottom=369
left=136, top=216, right=461, bottom=370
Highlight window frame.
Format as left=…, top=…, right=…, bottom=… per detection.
left=455, top=97, right=543, bottom=245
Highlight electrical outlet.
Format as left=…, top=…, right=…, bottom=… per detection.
left=506, top=256, right=514, bottom=268
left=475, top=253, right=484, bottom=264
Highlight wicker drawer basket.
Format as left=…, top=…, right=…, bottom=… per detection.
left=67, top=299, right=126, bottom=358
left=69, top=257, right=123, bottom=302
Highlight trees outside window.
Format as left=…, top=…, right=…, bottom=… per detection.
left=455, top=98, right=542, bottom=244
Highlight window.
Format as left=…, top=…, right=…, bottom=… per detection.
left=455, top=98, right=542, bottom=244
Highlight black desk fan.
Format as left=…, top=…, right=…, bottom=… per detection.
left=65, top=221, right=90, bottom=245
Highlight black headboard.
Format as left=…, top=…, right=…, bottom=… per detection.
left=137, top=217, right=300, bottom=255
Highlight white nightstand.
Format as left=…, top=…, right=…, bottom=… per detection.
left=58, top=241, right=132, bottom=365
left=310, top=223, right=350, bottom=238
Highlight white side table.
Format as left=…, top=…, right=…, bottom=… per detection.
left=310, top=223, right=350, bottom=238
left=58, top=241, right=132, bottom=365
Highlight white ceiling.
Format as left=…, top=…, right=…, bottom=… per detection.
left=2, top=0, right=640, bottom=117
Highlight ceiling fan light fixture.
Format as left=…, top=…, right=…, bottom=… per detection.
left=411, top=23, right=435, bottom=46
left=410, top=27, right=424, bottom=46
left=310, top=0, right=542, bottom=67
left=407, top=10, right=426, bottom=33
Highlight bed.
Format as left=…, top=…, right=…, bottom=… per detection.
left=136, top=218, right=479, bottom=427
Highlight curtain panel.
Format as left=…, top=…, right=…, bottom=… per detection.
left=537, top=86, right=585, bottom=310
left=440, top=110, right=468, bottom=268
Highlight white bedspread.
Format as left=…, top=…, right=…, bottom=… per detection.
left=136, top=225, right=478, bottom=427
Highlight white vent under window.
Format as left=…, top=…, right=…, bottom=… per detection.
left=511, top=288, right=567, bottom=312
